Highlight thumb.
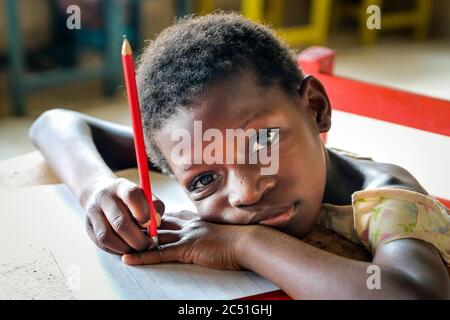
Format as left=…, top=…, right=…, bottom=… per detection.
left=152, top=195, right=165, bottom=218
left=141, top=195, right=165, bottom=228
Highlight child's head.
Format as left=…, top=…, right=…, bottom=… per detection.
left=137, top=13, right=332, bottom=238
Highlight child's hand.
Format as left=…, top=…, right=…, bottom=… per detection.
left=121, top=211, right=257, bottom=270
left=84, top=177, right=165, bottom=255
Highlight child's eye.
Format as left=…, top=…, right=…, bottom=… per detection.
left=251, top=128, right=279, bottom=153
left=189, top=173, right=218, bottom=192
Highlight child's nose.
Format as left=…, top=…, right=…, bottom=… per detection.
left=227, top=168, right=276, bottom=208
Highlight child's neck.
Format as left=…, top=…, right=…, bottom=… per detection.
left=322, top=148, right=365, bottom=205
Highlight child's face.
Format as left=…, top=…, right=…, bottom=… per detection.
left=153, top=70, right=330, bottom=238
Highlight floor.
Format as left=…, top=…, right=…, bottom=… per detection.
left=0, top=38, right=449, bottom=161
left=333, top=39, right=450, bottom=100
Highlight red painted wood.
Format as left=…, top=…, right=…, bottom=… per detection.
left=315, top=73, right=450, bottom=137
left=239, top=290, right=291, bottom=300
left=296, top=46, right=335, bottom=75
left=297, top=50, right=450, bottom=137
left=437, top=197, right=450, bottom=209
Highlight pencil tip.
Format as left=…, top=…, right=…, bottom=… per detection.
left=151, top=236, right=159, bottom=247
left=122, top=37, right=132, bottom=55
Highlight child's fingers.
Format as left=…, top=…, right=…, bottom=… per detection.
left=157, top=229, right=181, bottom=244
left=144, top=197, right=165, bottom=228
left=152, top=196, right=165, bottom=218
left=85, top=218, right=122, bottom=255
left=85, top=209, right=131, bottom=255
left=145, top=229, right=180, bottom=250
left=165, top=210, right=197, bottom=220
left=122, top=242, right=183, bottom=265
left=159, top=215, right=185, bottom=230
left=101, top=196, right=151, bottom=251
left=116, top=179, right=151, bottom=226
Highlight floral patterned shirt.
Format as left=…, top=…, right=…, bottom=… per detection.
left=317, top=188, right=450, bottom=265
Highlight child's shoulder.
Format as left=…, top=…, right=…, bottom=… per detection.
left=363, top=161, right=424, bottom=193
left=330, top=147, right=426, bottom=194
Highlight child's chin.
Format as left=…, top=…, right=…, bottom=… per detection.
left=281, top=215, right=317, bottom=239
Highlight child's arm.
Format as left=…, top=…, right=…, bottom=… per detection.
left=236, top=227, right=449, bottom=299
left=123, top=212, right=449, bottom=299
left=30, top=108, right=164, bottom=254
left=30, top=109, right=135, bottom=204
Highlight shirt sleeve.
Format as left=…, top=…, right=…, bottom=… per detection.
left=352, top=188, right=450, bottom=265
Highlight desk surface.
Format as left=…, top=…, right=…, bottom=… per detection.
left=0, top=151, right=392, bottom=299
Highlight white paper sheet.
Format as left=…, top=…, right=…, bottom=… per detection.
left=1, top=171, right=278, bottom=300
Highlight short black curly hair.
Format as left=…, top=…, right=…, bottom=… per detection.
left=136, top=12, right=303, bottom=175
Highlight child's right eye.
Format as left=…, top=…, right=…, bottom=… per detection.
left=189, top=173, right=218, bottom=192
left=250, top=128, right=280, bottom=154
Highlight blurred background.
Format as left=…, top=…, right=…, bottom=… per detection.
left=0, top=0, right=449, bottom=161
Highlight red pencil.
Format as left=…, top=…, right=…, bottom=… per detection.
left=121, top=37, right=159, bottom=246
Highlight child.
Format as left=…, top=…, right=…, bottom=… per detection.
left=30, top=13, right=449, bottom=299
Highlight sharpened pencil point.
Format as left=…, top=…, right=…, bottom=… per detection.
left=152, top=236, right=159, bottom=247
left=122, top=37, right=132, bottom=55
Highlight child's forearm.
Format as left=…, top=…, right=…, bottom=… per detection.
left=29, top=109, right=133, bottom=206
left=236, top=227, right=435, bottom=299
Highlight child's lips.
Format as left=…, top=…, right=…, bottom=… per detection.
left=258, top=204, right=296, bottom=227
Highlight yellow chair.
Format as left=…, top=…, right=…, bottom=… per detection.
left=197, top=0, right=333, bottom=46
left=337, top=0, right=432, bottom=45
left=197, top=0, right=215, bottom=13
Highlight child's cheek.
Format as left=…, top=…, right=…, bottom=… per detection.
left=195, top=200, right=225, bottom=223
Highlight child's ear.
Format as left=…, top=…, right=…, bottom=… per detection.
left=298, top=75, right=332, bottom=133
